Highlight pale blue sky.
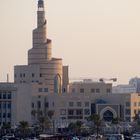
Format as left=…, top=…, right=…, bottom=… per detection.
left=0, top=0, right=140, bottom=84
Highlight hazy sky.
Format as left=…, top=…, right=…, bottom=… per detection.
left=0, top=0, right=140, bottom=84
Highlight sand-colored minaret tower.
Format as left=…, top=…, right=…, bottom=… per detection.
left=14, top=0, right=63, bottom=93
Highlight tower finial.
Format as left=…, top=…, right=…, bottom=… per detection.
left=38, top=0, right=44, bottom=8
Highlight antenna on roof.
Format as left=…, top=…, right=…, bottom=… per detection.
left=7, top=74, right=9, bottom=83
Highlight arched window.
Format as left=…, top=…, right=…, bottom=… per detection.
left=54, top=74, right=61, bottom=94
left=103, top=110, right=113, bottom=122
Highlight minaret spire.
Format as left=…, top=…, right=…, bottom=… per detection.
left=38, top=0, right=44, bottom=9
left=37, top=0, right=45, bottom=27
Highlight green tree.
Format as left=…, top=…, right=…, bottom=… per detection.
left=38, top=116, right=50, bottom=133
left=89, top=114, right=102, bottom=136
left=19, top=121, right=29, bottom=138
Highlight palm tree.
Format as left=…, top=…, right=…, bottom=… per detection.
left=2, top=123, right=11, bottom=135
left=89, top=114, right=102, bottom=137
left=47, top=110, right=54, bottom=119
left=38, top=116, right=50, bottom=133
left=75, top=121, right=83, bottom=135
left=19, top=121, right=29, bottom=138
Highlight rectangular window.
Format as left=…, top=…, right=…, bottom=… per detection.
left=91, top=88, right=95, bottom=93
left=3, top=113, right=6, bottom=118
left=139, top=102, right=140, bottom=106
left=106, top=88, right=111, bottom=93
left=23, top=73, right=25, bottom=77
left=7, top=113, right=11, bottom=118
left=68, top=110, right=74, bottom=115
left=3, top=103, right=6, bottom=109
left=77, top=102, right=82, bottom=107
left=3, top=94, right=6, bottom=99
left=44, top=88, right=48, bottom=92
left=84, top=109, right=90, bottom=115
left=0, top=94, right=2, bottom=99
left=125, top=102, right=130, bottom=107
left=85, top=102, right=89, bottom=107
left=72, top=88, right=75, bottom=93
left=32, top=103, right=34, bottom=108
left=45, top=102, right=49, bottom=108
left=125, top=109, right=130, bottom=115
left=80, top=88, right=84, bottom=93
left=38, top=88, right=42, bottom=92
left=76, top=109, right=83, bottom=115
left=134, top=102, right=137, bottom=107
left=134, top=109, right=137, bottom=114
left=37, top=101, right=41, bottom=108
left=96, top=88, right=100, bottom=93
left=8, top=94, right=11, bottom=99
left=7, top=102, right=11, bottom=109
left=32, top=73, right=35, bottom=77
left=69, top=102, right=74, bottom=107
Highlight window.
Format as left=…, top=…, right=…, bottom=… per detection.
left=32, top=103, right=34, bottom=108
left=125, top=109, right=130, bottom=115
left=52, top=102, right=55, bottom=107
left=139, top=102, right=140, bottom=106
left=44, top=88, right=48, bottom=92
left=32, top=73, right=35, bottom=77
left=125, top=102, right=130, bottom=107
left=69, top=102, right=74, bottom=107
left=7, top=113, right=11, bottom=118
left=20, top=73, right=22, bottom=78
left=40, top=73, right=42, bottom=77
left=68, top=110, right=74, bottom=115
left=85, top=102, right=89, bottom=107
left=72, top=88, right=75, bottom=93
left=96, top=88, right=100, bottom=93
left=134, top=102, right=137, bottom=107
left=3, top=103, right=6, bottom=109
left=23, top=73, right=25, bottom=77
left=77, top=102, right=82, bottom=107
left=37, top=101, right=41, bottom=108
left=134, top=109, right=137, bottom=114
left=76, top=109, right=83, bottom=115
left=106, top=88, right=111, bottom=93
left=80, top=88, right=84, bottom=93
left=3, top=113, right=6, bottom=118
left=7, top=103, right=11, bottom=109
left=84, top=109, right=90, bottom=115
left=63, top=88, right=66, bottom=93
left=91, top=88, right=95, bottom=93
left=0, top=94, right=2, bottom=99
left=3, top=94, right=6, bottom=99
left=7, top=94, right=11, bottom=99
left=38, top=88, right=42, bottom=92
left=45, top=102, right=49, bottom=108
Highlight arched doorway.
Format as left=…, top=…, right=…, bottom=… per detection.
left=103, top=110, right=113, bottom=122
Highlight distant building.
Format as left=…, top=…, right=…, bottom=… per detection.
left=112, top=84, right=136, bottom=94
left=129, top=77, right=140, bottom=93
